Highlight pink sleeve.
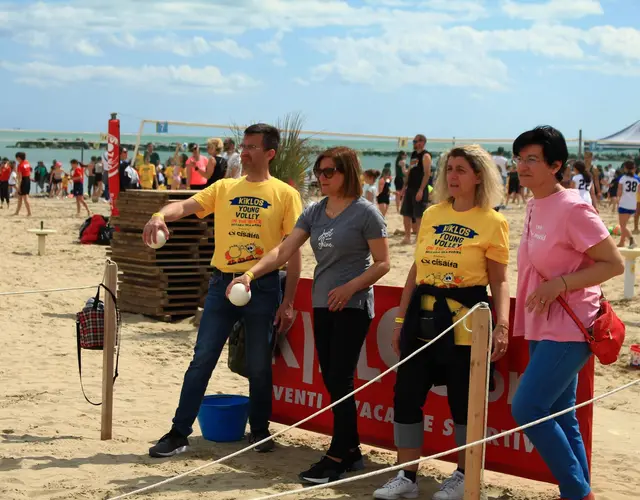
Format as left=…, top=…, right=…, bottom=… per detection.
left=566, top=202, right=610, bottom=253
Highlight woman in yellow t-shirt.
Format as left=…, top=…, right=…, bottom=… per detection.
left=373, top=145, right=510, bottom=500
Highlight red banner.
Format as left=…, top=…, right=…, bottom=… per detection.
left=107, top=114, right=120, bottom=216
left=271, top=278, right=594, bottom=484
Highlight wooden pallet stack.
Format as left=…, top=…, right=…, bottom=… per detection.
left=108, top=190, right=214, bottom=322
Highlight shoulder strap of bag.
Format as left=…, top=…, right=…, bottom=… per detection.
left=75, top=283, right=122, bottom=406
left=524, top=206, right=593, bottom=343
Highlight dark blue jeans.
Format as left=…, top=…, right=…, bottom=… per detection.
left=171, top=271, right=281, bottom=437
left=512, top=340, right=592, bottom=500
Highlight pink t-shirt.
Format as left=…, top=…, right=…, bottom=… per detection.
left=514, top=189, right=609, bottom=343
left=186, top=156, right=208, bottom=186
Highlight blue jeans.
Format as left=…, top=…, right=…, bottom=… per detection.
left=512, top=340, right=592, bottom=500
left=171, top=271, right=281, bottom=437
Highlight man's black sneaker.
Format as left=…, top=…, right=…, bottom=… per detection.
left=248, top=430, right=275, bottom=453
left=149, top=429, right=190, bottom=458
left=299, top=456, right=349, bottom=484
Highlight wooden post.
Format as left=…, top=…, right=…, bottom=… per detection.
left=464, top=303, right=491, bottom=500
left=101, top=260, right=118, bottom=440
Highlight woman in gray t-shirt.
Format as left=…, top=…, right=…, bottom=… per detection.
left=227, top=146, right=389, bottom=484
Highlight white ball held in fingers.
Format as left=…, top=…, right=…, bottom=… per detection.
left=229, top=283, right=251, bottom=306
left=148, top=230, right=167, bottom=250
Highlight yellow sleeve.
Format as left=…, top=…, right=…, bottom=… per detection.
left=283, top=187, right=303, bottom=235
left=486, top=216, right=509, bottom=264
left=191, top=182, right=220, bottom=218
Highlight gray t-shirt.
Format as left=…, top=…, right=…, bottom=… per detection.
left=295, top=197, right=387, bottom=317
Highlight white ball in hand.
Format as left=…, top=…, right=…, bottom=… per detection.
left=148, top=230, right=167, bottom=250
left=228, top=283, right=251, bottom=307
left=181, top=142, right=188, bottom=152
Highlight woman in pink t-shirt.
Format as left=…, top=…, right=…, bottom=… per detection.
left=511, top=126, right=623, bottom=500
left=185, top=143, right=209, bottom=190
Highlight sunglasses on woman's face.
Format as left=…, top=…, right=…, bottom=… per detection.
left=314, top=167, right=339, bottom=179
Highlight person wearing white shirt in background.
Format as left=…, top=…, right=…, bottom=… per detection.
left=616, top=160, right=639, bottom=249
left=492, top=147, right=509, bottom=185
left=570, top=160, right=597, bottom=210
left=222, top=138, right=242, bottom=179
left=362, top=169, right=380, bottom=204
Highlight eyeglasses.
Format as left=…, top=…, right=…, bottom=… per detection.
left=239, top=144, right=264, bottom=151
left=514, top=156, right=541, bottom=167
left=314, top=167, right=340, bottom=179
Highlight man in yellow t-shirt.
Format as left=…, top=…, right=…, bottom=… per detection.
left=137, top=156, right=157, bottom=190
left=143, top=123, right=302, bottom=457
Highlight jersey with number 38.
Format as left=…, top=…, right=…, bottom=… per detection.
left=619, top=174, right=640, bottom=210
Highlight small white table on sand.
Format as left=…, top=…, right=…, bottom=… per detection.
left=27, top=228, right=57, bottom=256
left=618, top=248, right=640, bottom=299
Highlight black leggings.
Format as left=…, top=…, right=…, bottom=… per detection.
left=313, top=307, right=371, bottom=458
left=0, top=181, right=9, bottom=204
left=394, top=339, right=471, bottom=427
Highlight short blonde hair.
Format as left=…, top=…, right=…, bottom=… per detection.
left=207, top=137, right=223, bottom=154
left=432, top=144, right=503, bottom=210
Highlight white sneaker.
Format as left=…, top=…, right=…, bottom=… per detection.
left=373, top=471, right=419, bottom=499
left=432, top=470, right=465, bottom=500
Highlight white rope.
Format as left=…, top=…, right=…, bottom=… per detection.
left=107, top=303, right=486, bottom=500
left=251, top=378, right=640, bottom=500
left=0, top=285, right=98, bottom=296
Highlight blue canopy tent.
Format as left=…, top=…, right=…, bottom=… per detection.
left=586, top=120, right=640, bottom=152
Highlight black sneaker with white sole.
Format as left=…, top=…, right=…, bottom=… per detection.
left=149, top=429, right=190, bottom=458
left=248, top=430, right=275, bottom=453
left=299, top=450, right=365, bottom=484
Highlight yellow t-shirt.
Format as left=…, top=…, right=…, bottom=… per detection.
left=138, top=163, right=156, bottom=189
left=414, top=202, right=509, bottom=345
left=192, top=177, right=303, bottom=273
left=165, top=166, right=174, bottom=180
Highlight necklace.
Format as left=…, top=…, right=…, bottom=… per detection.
left=325, top=198, right=353, bottom=218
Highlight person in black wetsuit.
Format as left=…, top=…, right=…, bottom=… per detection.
left=400, top=134, right=432, bottom=244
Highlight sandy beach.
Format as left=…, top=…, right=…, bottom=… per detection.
left=0, top=196, right=638, bottom=500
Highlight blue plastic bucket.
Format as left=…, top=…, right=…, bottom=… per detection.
left=197, top=394, right=250, bottom=442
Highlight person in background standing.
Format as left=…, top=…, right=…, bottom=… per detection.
left=493, top=147, right=509, bottom=186
left=93, top=156, right=105, bottom=201
left=186, top=143, right=208, bottom=190
left=377, top=165, right=393, bottom=217
left=144, top=142, right=161, bottom=167
left=400, top=135, right=431, bottom=244
left=394, top=151, right=408, bottom=214
left=223, top=138, right=242, bottom=178
left=0, top=159, right=11, bottom=209
left=70, top=159, right=91, bottom=217
left=13, top=152, right=32, bottom=216
left=362, top=169, right=380, bottom=204
left=570, top=161, right=597, bottom=211
left=137, top=155, right=157, bottom=190
left=616, top=161, right=638, bottom=248
left=86, top=157, right=95, bottom=196
left=205, top=138, right=228, bottom=186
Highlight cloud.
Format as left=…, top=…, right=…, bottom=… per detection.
left=110, top=34, right=252, bottom=58
left=0, top=61, right=260, bottom=93
left=258, top=31, right=285, bottom=56
left=71, top=39, right=103, bottom=57
left=502, top=0, right=603, bottom=21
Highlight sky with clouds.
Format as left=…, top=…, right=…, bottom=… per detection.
left=0, top=0, right=639, bottom=139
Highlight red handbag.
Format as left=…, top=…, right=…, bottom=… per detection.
left=556, top=295, right=625, bottom=365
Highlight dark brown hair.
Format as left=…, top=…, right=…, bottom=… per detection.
left=314, top=146, right=362, bottom=198
left=364, top=169, right=381, bottom=180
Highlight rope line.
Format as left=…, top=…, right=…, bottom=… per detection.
left=250, top=378, right=640, bottom=500
left=107, top=303, right=486, bottom=500
left=0, top=285, right=98, bottom=296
